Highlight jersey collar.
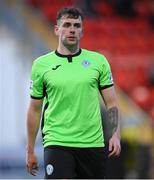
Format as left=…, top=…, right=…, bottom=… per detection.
left=55, top=48, right=82, bottom=58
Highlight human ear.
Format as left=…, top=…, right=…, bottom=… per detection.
left=80, top=28, right=84, bottom=38
left=54, top=25, right=59, bottom=36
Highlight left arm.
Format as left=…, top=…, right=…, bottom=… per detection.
left=100, top=86, right=121, bottom=157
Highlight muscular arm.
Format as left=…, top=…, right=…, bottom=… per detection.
left=26, top=98, right=43, bottom=175
left=100, top=86, right=121, bottom=157
left=27, top=98, right=43, bottom=153
left=107, top=106, right=120, bottom=138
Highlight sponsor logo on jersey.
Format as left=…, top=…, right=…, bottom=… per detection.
left=52, top=65, right=61, bottom=70
left=46, top=164, right=54, bottom=175
left=109, top=72, right=114, bottom=83
left=82, top=60, right=91, bottom=68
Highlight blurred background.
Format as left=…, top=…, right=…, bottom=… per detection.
left=0, top=0, right=154, bottom=179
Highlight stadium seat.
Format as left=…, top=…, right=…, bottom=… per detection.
left=131, top=86, right=151, bottom=111
left=94, top=1, right=113, bottom=17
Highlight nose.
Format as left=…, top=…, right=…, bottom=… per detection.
left=69, top=25, right=75, bottom=34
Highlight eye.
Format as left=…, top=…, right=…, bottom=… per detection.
left=74, top=23, right=81, bottom=28
left=63, top=22, right=71, bottom=27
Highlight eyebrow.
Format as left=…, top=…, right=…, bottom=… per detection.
left=74, top=23, right=81, bottom=27
left=62, top=22, right=81, bottom=27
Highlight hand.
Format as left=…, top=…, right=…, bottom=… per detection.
left=26, top=152, right=38, bottom=176
left=108, top=133, right=121, bottom=157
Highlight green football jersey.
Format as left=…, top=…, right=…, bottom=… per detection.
left=30, top=48, right=114, bottom=148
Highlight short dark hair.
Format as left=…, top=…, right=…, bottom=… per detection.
left=56, top=7, right=83, bottom=23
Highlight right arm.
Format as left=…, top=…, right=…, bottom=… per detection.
left=26, top=98, right=43, bottom=176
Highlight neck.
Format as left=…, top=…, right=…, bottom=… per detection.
left=57, top=43, right=80, bottom=55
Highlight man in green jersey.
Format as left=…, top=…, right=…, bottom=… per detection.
left=26, top=7, right=121, bottom=179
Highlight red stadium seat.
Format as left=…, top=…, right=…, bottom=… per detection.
left=27, top=0, right=43, bottom=7
left=40, top=0, right=73, bottom=23
left=95, top=1, right=113, bottom=17
left=131, top=86, right=151, bottom=111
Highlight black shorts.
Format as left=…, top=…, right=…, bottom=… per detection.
left=44, top=145, right=108, bottom=179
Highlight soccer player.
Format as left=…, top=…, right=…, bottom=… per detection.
left=26, top=7, right=121, bottom=179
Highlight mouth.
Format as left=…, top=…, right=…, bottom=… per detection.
left=67, top=36, right=76, bottom=41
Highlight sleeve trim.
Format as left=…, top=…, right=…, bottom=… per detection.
left=99, top=84, right=114, bottom=90
left=31, top=95, right=44, bottom=99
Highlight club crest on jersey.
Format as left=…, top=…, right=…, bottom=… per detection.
left=46, top=164, right=54, bottom=175
left=82, top=60, right=91, bottom=68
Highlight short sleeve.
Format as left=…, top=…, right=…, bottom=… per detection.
left=30, top=61, right=45, bottom=99
left=99, top=56, right=114, bottom=89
